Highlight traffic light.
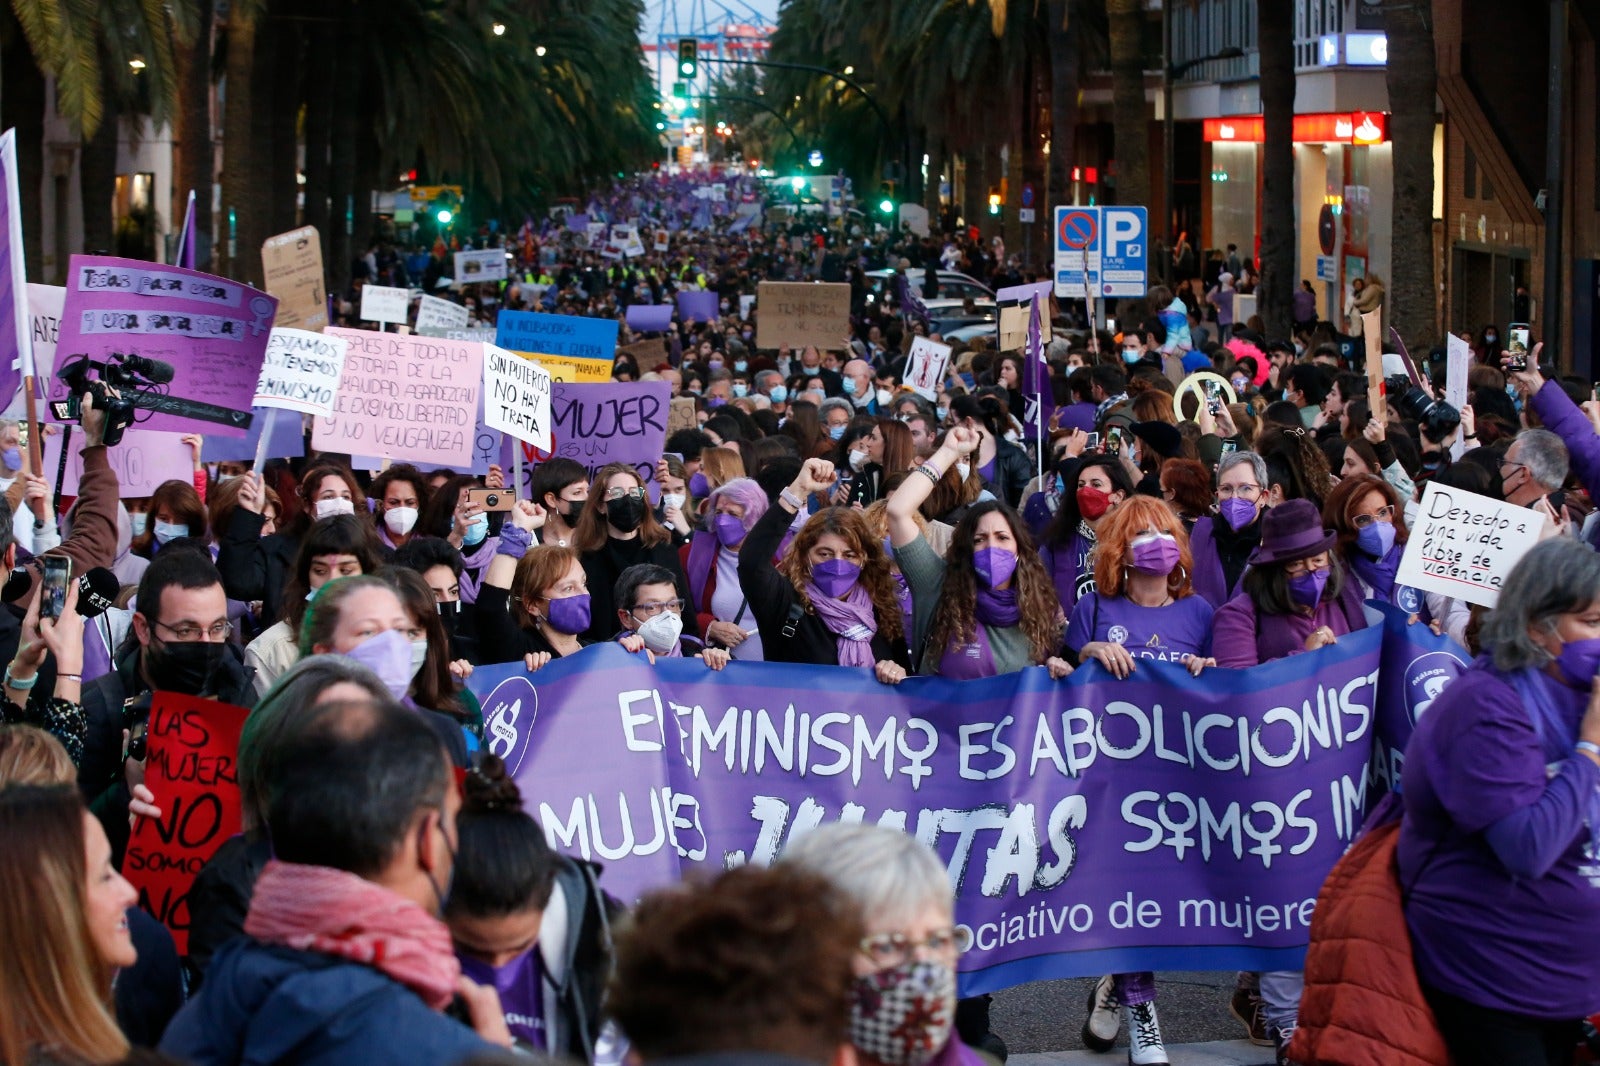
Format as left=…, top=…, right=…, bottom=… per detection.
left=987, top=186, right=1002, bottom=215
left=432, top=188, right=462, bottom=226
left=678, top=39, right=697, bottom=78
left=877, top=181, right=895, bottom=215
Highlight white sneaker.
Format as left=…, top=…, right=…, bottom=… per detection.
left=1080, top=974, right=1120, bottom=1052
left=1124, top=1002, right=1169, bottom=1066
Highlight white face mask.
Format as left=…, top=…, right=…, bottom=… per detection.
left=661, top=492, right=686, bottom=511
left=849, top=448, right=869, bottom=471
left=315, top=497, right=356, bottom=519
left=128, top=512, right=148, bottom=537
left=384, top=506, right=419, bottom=536
left=410, top=638, right=429, bottom=678
left=637, top=611, right=683, bottom=654
left=875, top=387, right=894, bottom=406
left=956, top=461, right=971, bottom=481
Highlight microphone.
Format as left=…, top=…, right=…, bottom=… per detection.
left=1, top=563, right=120, bottom=617
left=121, top=354, right=176, bottom=384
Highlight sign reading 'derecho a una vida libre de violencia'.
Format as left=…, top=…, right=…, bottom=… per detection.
left=1396, top=482, right=1546, bottom=608
left=311, top=327, right=482, bottom=467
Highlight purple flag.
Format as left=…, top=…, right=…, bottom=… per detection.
left=175, top=189, right=196, bottom=270
left=625, top=303, right=674, bottom=332
left=0, top=131, right=29, bottom=400
left=1024, top=297, right=1054, bottom=432
left=676, top=289, right=719, bottom=324
left=898, top=272, right=930, bottom=327
left=468, top=610, right=1456, bottom=995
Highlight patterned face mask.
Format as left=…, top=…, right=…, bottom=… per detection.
left=848, top=959, right=956, bottom=1066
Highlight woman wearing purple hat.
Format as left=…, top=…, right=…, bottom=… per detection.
left=1211, top=497, right=1370, bottom=669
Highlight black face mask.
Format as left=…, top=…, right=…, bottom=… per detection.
left=145, top=638, right=227, bottom=695
left=436, top=599, right=461, bottom=637
left=607, top=495, right=646, bottom=534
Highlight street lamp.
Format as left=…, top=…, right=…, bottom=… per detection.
left=1161, top=24, right=1244, bottom=280
left=535, top=45, right=547, bottom=57
left=492, top=22, right=505, bottom=36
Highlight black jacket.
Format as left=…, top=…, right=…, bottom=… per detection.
left=216, top=508, right=299, bottom=628
left=579, top=534, right=693, bottom=645
left=542, top=856, right=624, bottom=1061
left=985, top=440, right=1034, bottom=508
left=737, top=504, right=911, bottom=670
left=186, top=832, right=272, bottom=988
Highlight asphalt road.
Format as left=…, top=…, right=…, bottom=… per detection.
left=989, top=971, right=1271, bottom=1058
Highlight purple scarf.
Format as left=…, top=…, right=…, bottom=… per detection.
left=975, top=586, right=1021, bottom=628
left=1506, top=666, right=1600, bottom=858
left=802, top=581, right=878, bottom=668
left=1349, top=544, right=1402, bottom=604
left=457, top=536, right=499, bottom=605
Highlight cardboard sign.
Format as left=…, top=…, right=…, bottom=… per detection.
left=668, top=396, right=698, bottom=435
left=253, top=328, right=347, bottom=416
left=415, top=293, right=469, bottom=332
left=50, top=256, right=277, bottom=437
left=483, top=344, right=553, bottom=450
left=1396, top=482, right=1546, bottom=608
left=122, top=693, right=248, bottom=953
left=39, top=424, right=194, bottom=496
left=359, top=283, right=411, bottom=325
left=312, top=328, right=483, bottom=467
left=260, top=226, right=327, bottom=331
left=996, top=282, right=1053, bottom=350
left=905, top=336, right=953, bottom=399
left=501, top=380, right=671, bottom=500
left=1362, top=309, right=1386, bottom=423
left=756, top=282, right=850, bottom=351
left=496, top=310, right=617, bottom=362
left=653, top=229, right=669, bottom=252
left=454, top=248, right=508, bottom=284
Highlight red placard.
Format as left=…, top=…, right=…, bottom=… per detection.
left=122, top=693, right=249, bottom=954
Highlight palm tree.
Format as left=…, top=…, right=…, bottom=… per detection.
left=1384, top=0, right=1437, bottom=351
left=1105, top=0, right=1149, bottom=208
left=1256, top=0, right=1296, bottom=342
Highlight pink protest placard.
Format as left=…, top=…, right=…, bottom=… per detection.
left=311, top=327, right=482, bottom=468
left=38, top=424, right=195, bottom=497
left=49, top=256, right=278, bottom=438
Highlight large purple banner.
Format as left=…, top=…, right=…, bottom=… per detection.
left=467, top=609, right=1460, bottom=995
left=50, top=256, right=278, bottom=437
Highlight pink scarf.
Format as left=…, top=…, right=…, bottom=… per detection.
left=244, top=860, right=460, bottom=1011
left=802, top=581, right=879, bottom=667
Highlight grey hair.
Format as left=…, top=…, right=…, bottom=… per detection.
left=779, top=823, right=952, bottom=930
left=754, top=369, right=783, bottom=390
left=1046, top=337, right=1071, bottom=362
left=239, top=654, right=392, bottom=829
left=1481, top=538, right=1600, bottom=672
left=819, top=397, right=854, bottom=424
left=1512, top=429, right=1569, bottom=491
left=1217, top=449, right=1269, bottom=491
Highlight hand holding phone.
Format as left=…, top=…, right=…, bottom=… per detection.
left=40, top=557, right=71, bottom=621
left=465, top=488, right=514, bottom=512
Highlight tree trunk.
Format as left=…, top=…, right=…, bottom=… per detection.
left=1384, top=0, right=1437, bottom=352
left=327, top=31, right=362, bottom=292
left=961, top=153, right=982, bottom=231
left=925, top=137, right=944, bottom=221
left=1046, top=0, right=1081, bottom=214
left=263, top=19, right=300, bottom=236
left=1257, top=0, right=1296, bottom=342
left=220, top=11, right=257, bottom=280
left=80, top=82, right=119, bottom=256
left=1106, top=0, right=1149, bottom=209
left=172, top=0, right=214, bottom=267
left=1, top=30, right=48, bottom=277
left=301, top=23, right=335, bottom=266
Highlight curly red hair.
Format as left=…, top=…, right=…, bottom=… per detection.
left=1092, top=495, right=1196, bottom=599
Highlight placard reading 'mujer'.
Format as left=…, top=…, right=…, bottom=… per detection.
left=311, top=327, right=482, bottom=467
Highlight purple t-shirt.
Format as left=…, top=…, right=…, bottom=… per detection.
left=458, top=948, right=548, bottom=1050
left=1065, top=592, right=1214, bottom=664
left=1056, top=401, right=1098, bottom=434
left=1398, top=662, right=1600, bottom=1018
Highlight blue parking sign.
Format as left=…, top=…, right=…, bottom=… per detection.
left=1098, top=206, right=1147, bottom=297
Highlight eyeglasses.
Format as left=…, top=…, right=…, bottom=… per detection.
left=154, top=618, right=233, bottom=642
left=858, top=926, right=973, bottom=969
left=628, top=599, right=684, bottom=622
left=1499, top=459, right=1525, bottom=474
left=1351, top=504, right=1394, bottom=529
left=603, top=487, right=647, bottom=501
left=1283, top=557, right=1329, bottom=578
left=1216, top=484, right=1262, bottom=500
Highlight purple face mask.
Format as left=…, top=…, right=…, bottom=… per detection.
left=689, top=472, right=710, bottom=498
left=1287, top=567, right=1330, bottom=608
left=1130, top=533, right=1181, bottom=576
left=544, top=593, right=592, bottom=635
left=1557, top=637, right=1600, bottom=687
left=1218, top=497, right=1258, bottom=532
left=713, top=513, right=746, bottom=548
left=344, top=629, right=412, bottom=701
left=972, top=547, right=1017, bottom=589
left=1355, top=520, right=1396, bottom=559
left=811, top=559, right=862, bottom=598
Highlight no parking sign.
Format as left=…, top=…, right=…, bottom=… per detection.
left=1053, top=206, right=1148, bottom=299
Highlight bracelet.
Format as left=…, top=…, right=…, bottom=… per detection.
left=496, top=525, right=533, bottom=560
left=5, top=667, right=37, bottom=690
left=1576, top=740, right=1600, bottom=759
left=56, top=673, right=81, bottom=683
left=779, top=488, right=805, bottom=512
left=914, top=463, right=944, bottom=485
